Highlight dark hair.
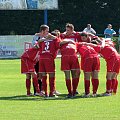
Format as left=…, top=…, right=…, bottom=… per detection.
left=51, top=31, right=57, bottom=36
left=39, top=25, right=49, bottom=32
left=66, top=23, right=74, bottom=30
left=91, top=40, right=98, bottom=44
left=80, top=32, right=88, bottom=37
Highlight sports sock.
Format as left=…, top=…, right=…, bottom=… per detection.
left=84, top=80, right=90, bottom=95
left=72, top=78, right=79, bottom=95
left=66, top=79, right=72, bottom=95
left=42, top=76, right=48, bottom=96
left=111, top=79, right=116, bottom=92
left=113, top=79, right=118, bottom=93
left=106, top=80, right=112, bottom=93
left=38, top=79, right=42, bottom=91
left=33, top=82, right=36, bottom=94
left=92, top=79, right=99, bottom=94
left=26, top=79, right=31, bottom=94
left=33, top=76, right=40, bottom=93
left=49, top=77, right=55, bottom=96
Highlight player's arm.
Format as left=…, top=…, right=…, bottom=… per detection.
left=33, top=42, right=39, bottom=49
left=100, top=38, right=105, bottom=48
left=83, top=42, right=98, bottom=47
left=37, top=38, right=47, bottom=43
left=60, top=39, right=75, bottom=46
left=45, top=33, right=57, bottom=39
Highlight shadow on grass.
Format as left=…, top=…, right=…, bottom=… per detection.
left=0, top=93, right=104, bottom=101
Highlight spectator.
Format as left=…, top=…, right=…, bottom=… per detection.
left=104, top=24, right=116, bottom=39
left=83, top=24, right=96, bottom=35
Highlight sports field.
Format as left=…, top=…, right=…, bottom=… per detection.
left=0, top=58, right=120, bottom=120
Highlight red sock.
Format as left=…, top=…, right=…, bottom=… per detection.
left=26, top=79, right=31, bottom=94
left=49, top=77, right=55, bottom=96
left=106, top=80, right=112, bottom=93
left=92, top=79, right=99, bottom=94
left=111, top=79, right=116, bottom=92
left=113, top=79, right=118, bottom=93
left=42, top=76, right=47, bottom=96
left=33, top=76, right=40, bottom=93
left=84, top=80, right=90, bottom=95
left=53, top=77, right=56, bottom=91
left=72, top=78, right=79, bottom=95
left=66, top=79, right=72, bottom=95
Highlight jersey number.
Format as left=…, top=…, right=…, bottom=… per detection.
left=44, top=41, right=50, bottom=51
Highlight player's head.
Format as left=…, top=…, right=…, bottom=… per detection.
left=39, top=24, right=49, bottom=36
left=91, top=40, right=99, bottom=44
left=65, top=23, right=74, bottom=35
left=107, top=24, right=112, bottom=29
left=80, top=32, right=88, bottom=42
left=53, top=29, right=60, bottom=37
left=87, top=24, right=91, bottom=29
left=51, top=31, right=58, bottom=36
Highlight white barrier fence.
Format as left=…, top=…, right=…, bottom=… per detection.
left=0, top=35, right=33, bottom=58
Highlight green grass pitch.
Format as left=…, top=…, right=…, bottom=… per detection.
left=0, top=58, right=120, bottom=120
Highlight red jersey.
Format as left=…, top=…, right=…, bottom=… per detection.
left=77, top=43, right=98, bottom=58
left=94, top=45, right=119, bottom=60
left=60, top=40, right=77, bottom=56
left=60, top=32, right=80, bottom=42
left=39, top=38, right=60, bottom=59
left=77, top=35, right=91, bottom=43
left=21, top=47, right=40, bottom=63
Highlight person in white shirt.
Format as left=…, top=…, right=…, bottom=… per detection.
left=83, top=24, right=96, bottom=35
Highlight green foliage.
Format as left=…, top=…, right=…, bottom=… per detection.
left=0, top=59, right=120, bottom=120
left=0, top=0, right=120, bottom=34
left=112, top=37, right=119, bottom=51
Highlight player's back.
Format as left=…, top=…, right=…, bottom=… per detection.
left=100, top=46, right=119, bottom=60
left=21, top=47, right=40, bottom=62
left=39, top=38, right=60, bottom=58
left=77, top=44, right=98, bottom=58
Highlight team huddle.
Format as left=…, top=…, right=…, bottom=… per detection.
left=21, top=23, right=120, bottom=99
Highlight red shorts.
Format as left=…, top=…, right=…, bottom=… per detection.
left=106, top=57, right=120, bottom=73
left=61, top=55, right=80, bottom=71
left=81, top=56, right=100, bottom=72
left=39, top=55, right=55, bottom=73
left=21, top=58, right=35, bottom=74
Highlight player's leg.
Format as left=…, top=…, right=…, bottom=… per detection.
left=71, top=56, right=80, bottom=96
left=38, top=73, right=43, bottom=92
left=91, top=56, right=100, bottom=96
left=64, top=70, right=72, bottom=98
left=104, top=58, right=118, bottom=96
left=26, top=73, right=32, bottom=96
left=41, top=73, right=48, bottom=97
left=111, top=73, right=118, bottom=94
left=82, top=57, right=92, bottom=96
left=31, top=72, right=40, bottom=95
left=105, top=72, right=113, bottom=95
left=71, top=69, right=80, bottom=96
left=111, top=59, right=120, bottom=94
left=33, top=62, right=43, bottom=94
left=91, top=71, right=99, bottom=96
left=49, top=72, right=56, bottom=97
left=84, top=72, right=91, bottom=96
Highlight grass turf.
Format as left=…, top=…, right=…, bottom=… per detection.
left=0, top=58, right=120, bottom=120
